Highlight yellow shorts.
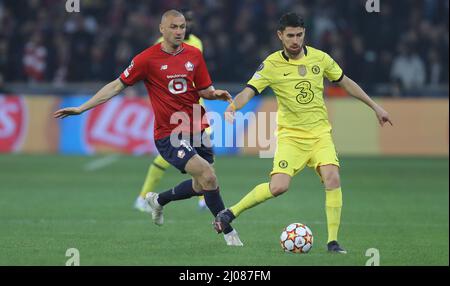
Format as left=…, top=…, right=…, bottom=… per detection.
left=270, top=133, right=340, bottom=178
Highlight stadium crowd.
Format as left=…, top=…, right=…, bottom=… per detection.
left=0, top=0, right=448, bottom=96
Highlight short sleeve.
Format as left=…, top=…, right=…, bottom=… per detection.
left=193, top=54, right=212, bottom=90
left=246, top=62, right=271, bottom=95
left=323, top=53, right=344, bottom=82
left=120, top=53, right=147, bottom=86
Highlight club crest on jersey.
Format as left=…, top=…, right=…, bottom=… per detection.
left=279, top=160, right=288, bottom=168
left=312, top=65, right=320, bottom=74
left=298, top=65, right=307, bottom=77
left=177, top=150, right=186, bottom=159
left=161, top=65, right=168, bottom=70
left=185, top=61, right=194, bottom=71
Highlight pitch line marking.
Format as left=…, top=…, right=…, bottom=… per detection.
left=83, top=154, right=120, bottom=171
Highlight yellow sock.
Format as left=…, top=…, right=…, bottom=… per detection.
left=139, top=155, right=171, bottom=198
left=325, top=187, right=343, bottom=243
left=230, top=183, right=274, bottom=217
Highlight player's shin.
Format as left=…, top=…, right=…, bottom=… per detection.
left=325, top=187, right=343, bottom=243
left=157, top=179, right=201, bottom=206
left=139, top=155, right=171, bottom=198
left=229, top=182, right=274, bottom=218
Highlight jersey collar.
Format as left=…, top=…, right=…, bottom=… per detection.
left=281, top=46, right=308, bottom=62
left=160, top=42, right=185, bottom=56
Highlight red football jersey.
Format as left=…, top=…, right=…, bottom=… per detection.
left=119, top=43, right=212, bottom=140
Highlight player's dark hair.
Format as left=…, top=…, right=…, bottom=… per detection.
left=277, top=12, right=305, bottom=31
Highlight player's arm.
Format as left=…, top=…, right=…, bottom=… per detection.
left=53, top=78, right=125, bottom=119
left=224, top=59, right=269, bottom=123
left=224, top=87, right=256, bottom=123
left=54, top=52, right=147, bottom=119
left=338, top=75, right=393, bottom=126
left=198, top=85, right=232, bottom=102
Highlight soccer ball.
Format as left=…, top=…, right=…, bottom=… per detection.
left=280, top=223, right=313, bottom=253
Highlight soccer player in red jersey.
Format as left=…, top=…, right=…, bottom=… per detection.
left=54, top=10, right=243, bottom=246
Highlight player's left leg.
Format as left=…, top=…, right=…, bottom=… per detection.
left=214, top=136, right=308, bottom=233
left=317, top=164, right=346, bottom=253
left=228, top=173, right=291, bottom=219
left=309, top=134, right=346, bottom=254
left=186, top=155, right=243, bottom=246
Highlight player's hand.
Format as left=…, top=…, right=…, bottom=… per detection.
left=53, top=107, right=83, bottom=119
left=224, top=102, right=236, bottom=123
left=213, top=89, right=233, bottom=103
left=374, top=106, right=393, bottom=126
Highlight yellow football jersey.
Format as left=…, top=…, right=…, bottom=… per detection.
left=247, top=46, right=343, bottom=138
left=155, top=34, right=203, bottom=52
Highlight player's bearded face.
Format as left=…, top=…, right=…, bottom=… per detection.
left=278, top=27, right=305, bottom=57
left=161, top=16, right=186, bottom=47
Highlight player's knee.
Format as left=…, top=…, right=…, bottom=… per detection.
left=199, top=168, right=217, bottom=190
left=270, top=184, right=289, bottom=197
left=323, top=172, right=341, bottom=189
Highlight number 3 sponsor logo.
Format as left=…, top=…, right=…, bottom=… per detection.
left=295, top=81, right=314, bottom=104
left=168, top=78, right=187, bottom=94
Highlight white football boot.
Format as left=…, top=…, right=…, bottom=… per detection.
left=223, top=229, right=244, bottom=246
left=145, top=192, right=164, bottom=226
left=134, top=196, right=152, bottom=213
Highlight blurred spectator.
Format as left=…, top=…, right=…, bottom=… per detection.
left=114, top=40, right=133, bottom=77
left=51, top=33, right=69, bottom=86
left=390, top=42, right=426, bottom=93
left=374, top=50, right=394, bottom=84
left=427, top=48, right=445, bottom=86
left=0, top=0, right=447, bottom=96
left=22, top=32, right=47, bottom=82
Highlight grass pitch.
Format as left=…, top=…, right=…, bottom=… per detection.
left=0, top=154, right=448, bottom=266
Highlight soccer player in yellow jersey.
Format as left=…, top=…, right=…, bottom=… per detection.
left=213, top=13, right=393, bottom=253
left=134, top=9, right=208, bottom=212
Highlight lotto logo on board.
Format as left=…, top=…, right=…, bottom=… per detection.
left=0, top=95, right=26, bottom=152
left=84, top=97, right=155, bottom=154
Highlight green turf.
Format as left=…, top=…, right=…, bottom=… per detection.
left=0, top=154, right=448, bottom=266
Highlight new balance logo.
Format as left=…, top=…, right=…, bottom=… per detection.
left=161, top=65, right=168, bottom=70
